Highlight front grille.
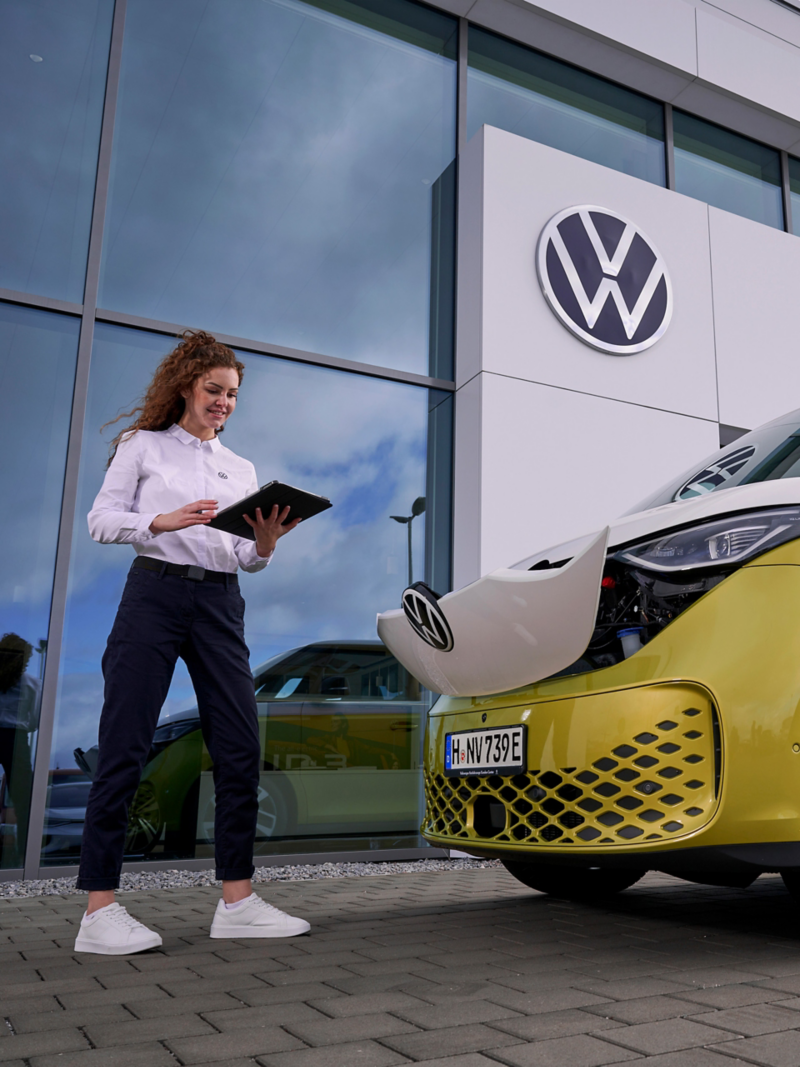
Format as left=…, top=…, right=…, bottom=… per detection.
left=424, top=689, right=719, bottom=848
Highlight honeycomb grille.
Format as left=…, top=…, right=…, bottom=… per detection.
left=423, top=699, right=719, bottom=848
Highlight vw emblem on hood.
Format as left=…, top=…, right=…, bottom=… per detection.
left=537, top=206, right=673, bottom=355
left=402, top=583, right=454, bottom=653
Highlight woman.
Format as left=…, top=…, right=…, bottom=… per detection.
left=75, top=330, right=308, bottom=955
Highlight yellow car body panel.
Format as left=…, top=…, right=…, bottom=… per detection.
left=422, top=539, right=800, bottom=862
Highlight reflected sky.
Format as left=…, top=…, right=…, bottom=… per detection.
left=0, top=304, right=78, bottom=658
left=99, top=0, right=457, bottom=374
left=0, top=0, right=112, bottom=302
left=468, top=28, right=665, bottom=186
left=674, top=112, right=783, bottom=230
left=49, top=324, right=429, bottom=768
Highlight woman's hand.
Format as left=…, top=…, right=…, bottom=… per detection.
left=149, top=500, right=218, bottom=534
left=243, top=504, right=302, bottom=558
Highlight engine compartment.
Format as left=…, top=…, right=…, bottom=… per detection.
left=549, top=560, right=728, bottom=677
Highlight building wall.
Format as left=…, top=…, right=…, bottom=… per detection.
left=453, top=125, right=800, bottom=584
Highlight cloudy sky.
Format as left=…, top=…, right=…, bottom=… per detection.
left=0, top=304, right=79, bottom=684
left=99, top=0, right=456, bottom=375
left=0, top=0, right=112, bottom=302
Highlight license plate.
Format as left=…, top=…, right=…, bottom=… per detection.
left=445, top=725, right=527, bottom=777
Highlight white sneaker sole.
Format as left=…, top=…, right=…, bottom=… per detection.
left=74, top=931, right=163, bottom=955
left=209, top=920, right=310, bottom=939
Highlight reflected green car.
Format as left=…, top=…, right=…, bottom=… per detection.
left=74, top=641, right=429, bottom=861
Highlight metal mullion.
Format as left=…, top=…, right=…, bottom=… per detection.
left=25, top=0, right=129, bottom=880
left=449, top=17, right=467, bottom=599
left=0, top=289, right=82, bottom=317
left=457, top=17, right=468, bottom=157
left=664, top=102, right=676, bottom=191
left=781, top=150, right=794, bottom=235
left=94, top=308, right=456, bottom=392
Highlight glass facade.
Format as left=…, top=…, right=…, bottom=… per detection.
left=99, top=0, right=457, bottom=376
left=467, top=28, right=665, bottom=186
left=674, top=111, right=784, bottom=229
left=0, top=303, right=79, bottom=868
left=3, top=0, right=800, bottom=879
left=0, top=0, right=113, bottom=302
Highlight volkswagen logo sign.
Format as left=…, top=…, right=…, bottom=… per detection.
left=537, top=205, right=673, bottom=355
left=402, top=583, right=454, bottom=653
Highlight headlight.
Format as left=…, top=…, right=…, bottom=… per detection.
left=148, top=718, right=199, bottom=760
left=153, top=719, right=198, bottom=744
left=613, top=508, right=800, bottom=573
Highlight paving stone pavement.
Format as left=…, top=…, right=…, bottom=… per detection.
left=3, top=868, right=800, bottom=1066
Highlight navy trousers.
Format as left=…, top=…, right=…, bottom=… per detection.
left=77, top=564, right=260, bottom=890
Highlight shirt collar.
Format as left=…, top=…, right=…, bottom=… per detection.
left=167, top=423, right=222, bottom=453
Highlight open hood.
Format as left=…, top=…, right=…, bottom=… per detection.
left=377, top=478, right=800, bottom=698
left=377, top=528, right=608, bottom=697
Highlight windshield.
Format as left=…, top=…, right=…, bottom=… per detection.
left=629, top=409, right=800, bottom=513
left=253, top=644, right=422, bottom=702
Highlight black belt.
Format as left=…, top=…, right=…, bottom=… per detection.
left=133, top=556, right=237, bottom=585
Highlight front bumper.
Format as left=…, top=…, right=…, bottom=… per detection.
left=424, top=682, right=719, bottom=851
left=421, top=541, right=800, bottom=871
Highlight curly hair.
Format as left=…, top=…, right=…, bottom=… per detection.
left=104, top=330, right=245, bottom=463
left=0, top=633, right=33, bottom=694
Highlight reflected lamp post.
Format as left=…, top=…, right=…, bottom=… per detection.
left=390, top=496, right=426, bottom=587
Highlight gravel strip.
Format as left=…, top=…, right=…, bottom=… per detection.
left=0, top=858, right=501, bottom=899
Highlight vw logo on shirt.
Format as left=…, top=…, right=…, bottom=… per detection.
left=537, top=206, right=673, bottom=355
left=402, top=584, right=454, bottom=653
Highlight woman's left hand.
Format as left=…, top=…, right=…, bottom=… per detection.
left=243, top=504, right=302, bottom=558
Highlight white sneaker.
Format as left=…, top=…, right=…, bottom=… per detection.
left=210, top=893, right=310, bottom=938
left=74, top=903, right=163, bottom=955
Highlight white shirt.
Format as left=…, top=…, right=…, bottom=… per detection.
left=87, top=424, right=270, bottom=574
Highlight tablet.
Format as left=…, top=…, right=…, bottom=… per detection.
left=207, top=481, right=332, bottom=540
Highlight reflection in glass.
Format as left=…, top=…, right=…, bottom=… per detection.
left=43, top=323, right=449, bottom=864
left=0, top=303, right=79, bottom=868
left=789, top=157, right=800, bottom=238
left=0, top=0, right=113, bottom=302
left=630, top=412, right=800, bottom=513
left=467, top=28, right=665, bottom=186
left=99, top=0, right=457, bottom=375
left=111, top=643, right=428, bottom=857
left=74, top=643, right=428, bottom=856
left=674, top=112, right=783, bottom=229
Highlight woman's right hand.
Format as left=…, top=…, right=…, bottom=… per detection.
left=149, top=500, right=218, bottom=534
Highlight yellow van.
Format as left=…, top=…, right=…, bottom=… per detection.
left=379, top=408, right=800, bottom=898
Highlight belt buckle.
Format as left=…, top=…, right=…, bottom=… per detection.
left=184, top=565, right=206, bottom=582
